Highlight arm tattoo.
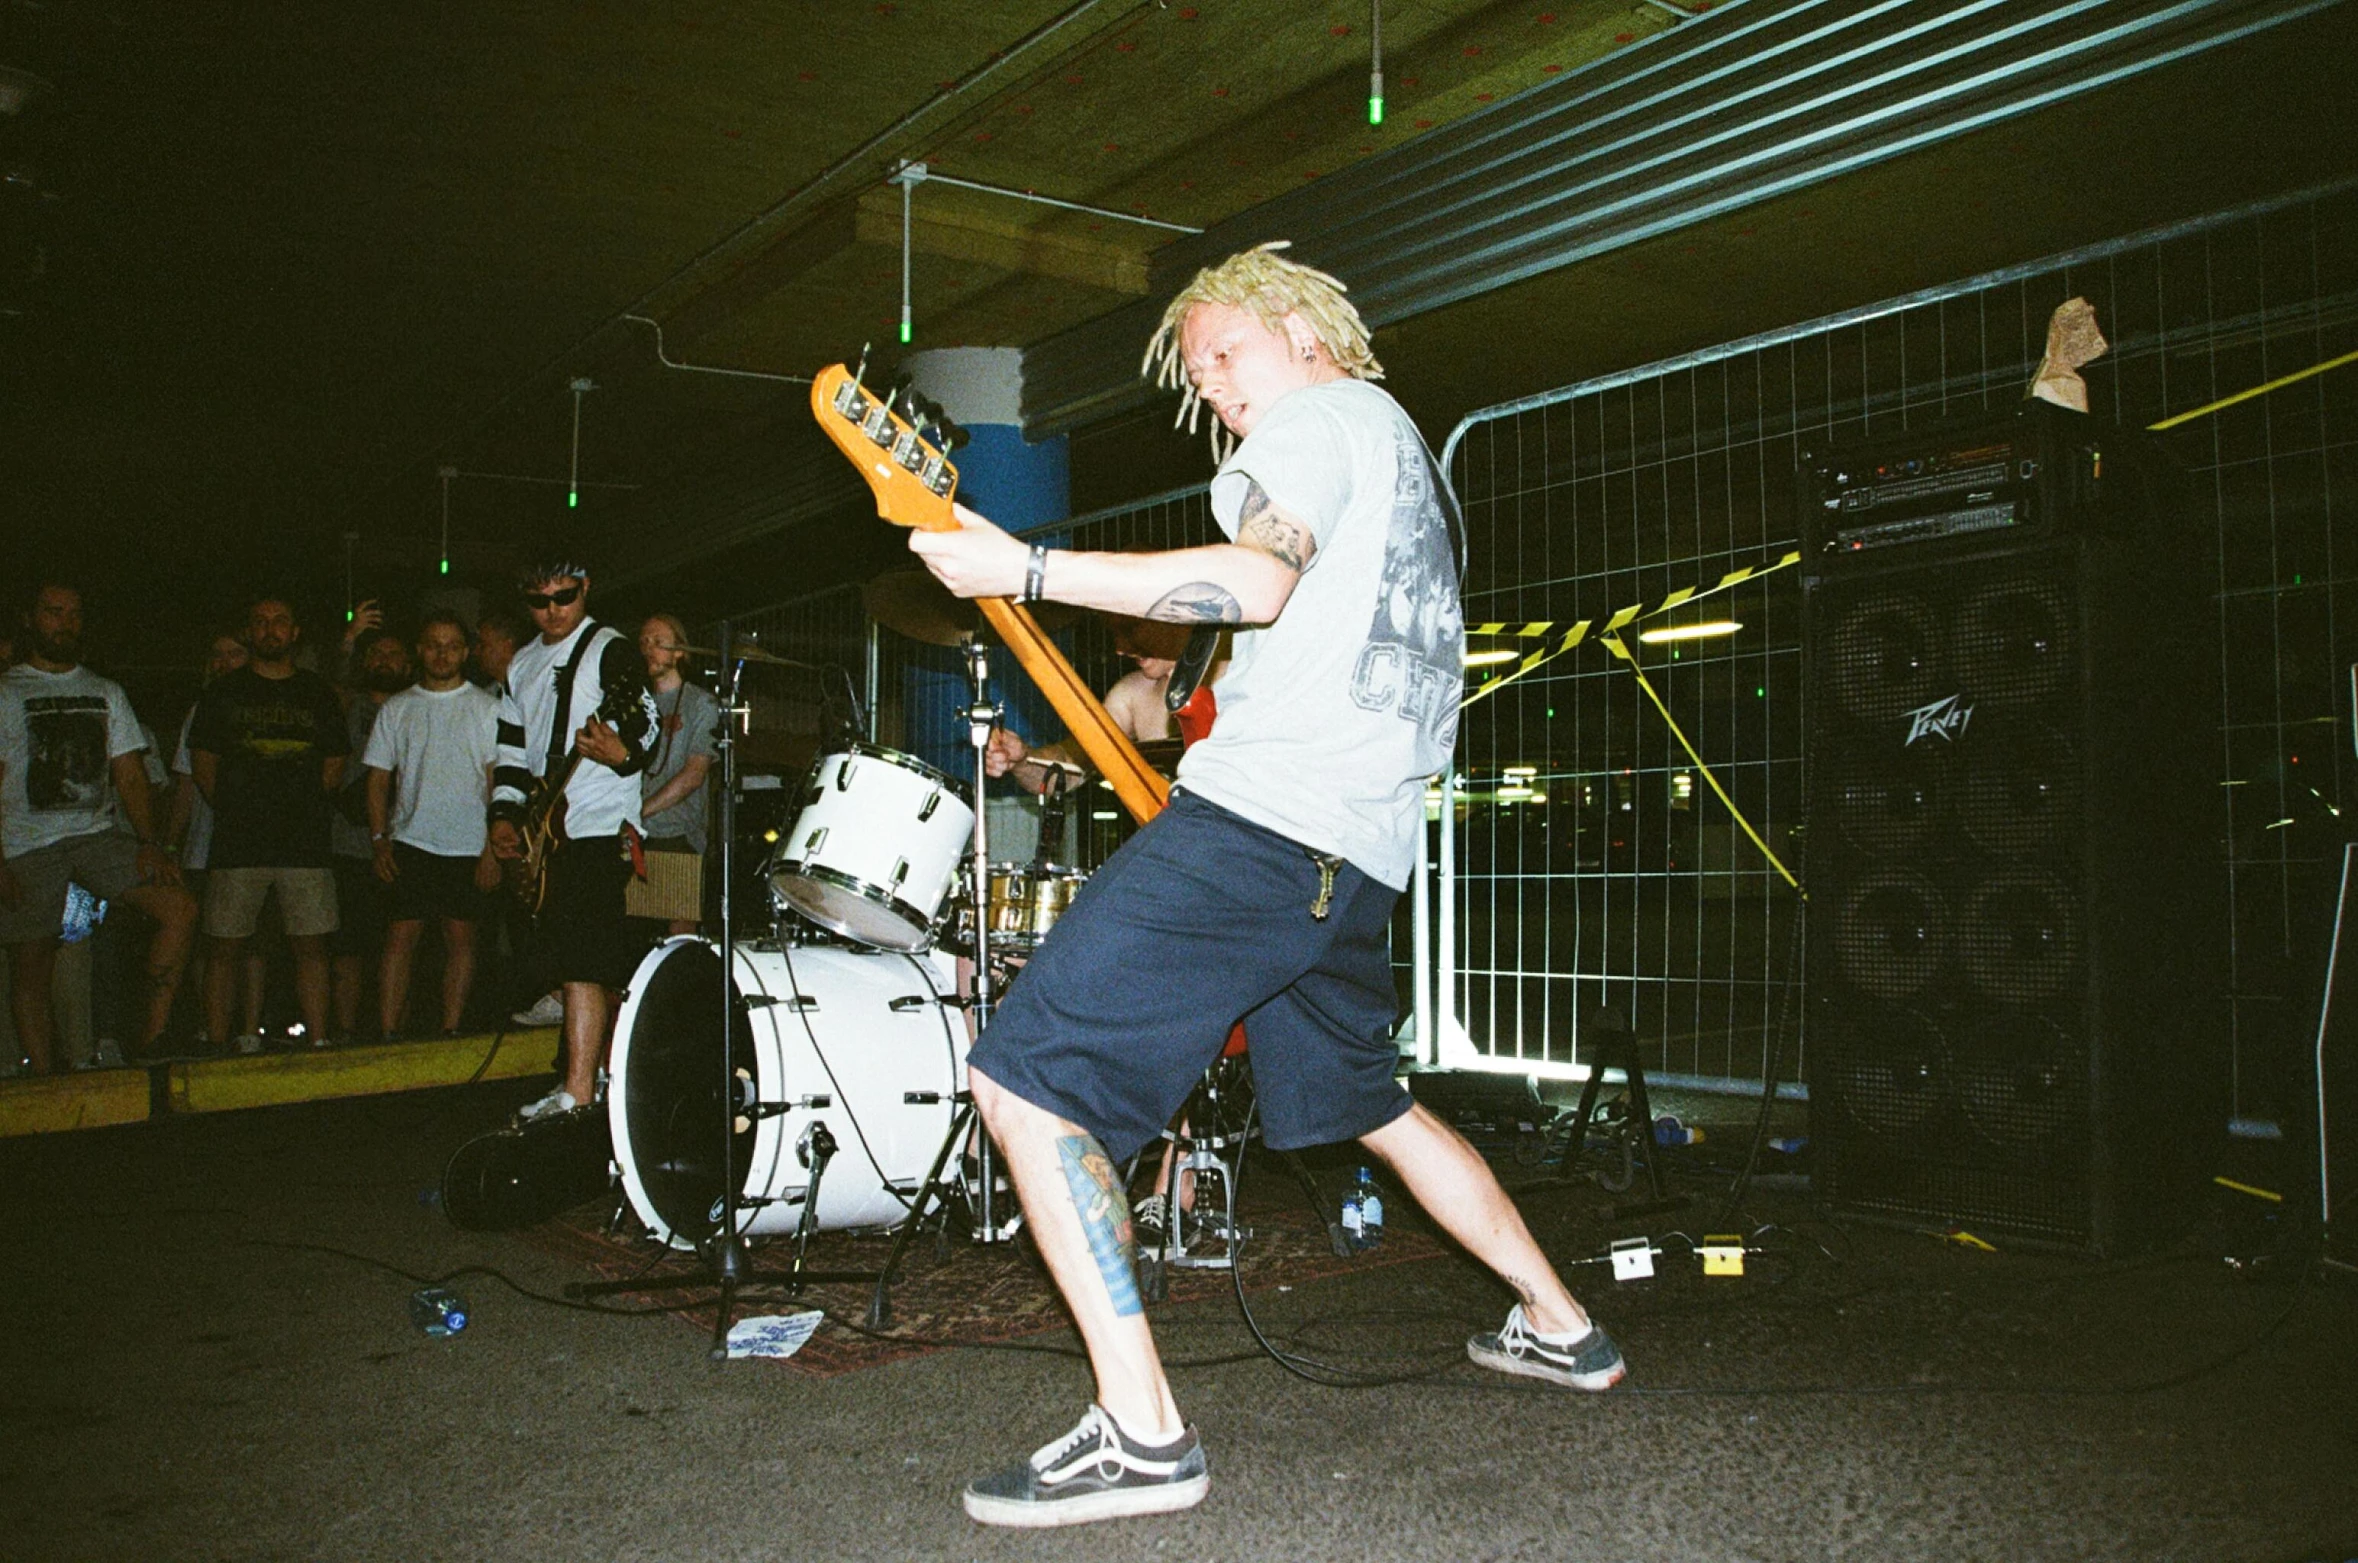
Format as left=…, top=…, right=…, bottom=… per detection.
left=1144, top=582, right=1243, bottom=624
left=1056, top=1134, right=1144, bottom=1318
left=1237, top=479, right=1316, bottom=573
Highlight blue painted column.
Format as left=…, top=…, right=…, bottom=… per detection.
left=896, top=348, right=1069, bottom=863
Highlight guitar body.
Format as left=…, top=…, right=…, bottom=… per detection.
left=501, top=656, right=648, bottom=915
left=810, top=363, right=1170, bottom=826
left=504, top=783, right=571, bottom=914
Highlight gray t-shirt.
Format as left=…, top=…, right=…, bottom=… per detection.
left=1176, top=379, right=1463, bottom=889
left=641, top=679, right=720, bottom=847
left=330, top=696, right=384, bottom=860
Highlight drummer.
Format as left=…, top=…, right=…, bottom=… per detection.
left=983, top=618, right=1222, bottom=794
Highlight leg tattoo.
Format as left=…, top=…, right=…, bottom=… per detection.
left=1056, top=1134, right=1144, bottom=1318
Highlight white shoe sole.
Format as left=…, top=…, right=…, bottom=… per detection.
left=1465, top=1338, right=1626, bottom=1391
left=962, top=1474, right=1208, bottom=1528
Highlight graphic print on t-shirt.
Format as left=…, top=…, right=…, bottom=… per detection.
left=23, top=695, right=111, bottom=813
left=1349, top=422, right=1464, bottom=752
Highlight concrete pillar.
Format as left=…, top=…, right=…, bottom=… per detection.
left=894, top=349, right=1069, bottom=865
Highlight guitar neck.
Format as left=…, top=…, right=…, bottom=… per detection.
left=973, top=597, right=1169, bottom=826
left=806, top=363, right=1166, bottom=825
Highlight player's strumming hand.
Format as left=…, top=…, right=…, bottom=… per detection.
left=488, top=819, right=523, bottom=861
left=907, top=502, right=1027, bottom=601
left=575, top=716, right=629, bottom=769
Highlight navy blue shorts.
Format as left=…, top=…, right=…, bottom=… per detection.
left=967, top=790, right=1410, bottom=1164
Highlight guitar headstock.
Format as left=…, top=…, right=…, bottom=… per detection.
left=811, top=362, right=959, bottom=532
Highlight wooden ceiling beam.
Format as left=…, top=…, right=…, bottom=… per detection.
left=851, top=195, right=1149, bottom=297
left=660, top=195, right=863, bottom=348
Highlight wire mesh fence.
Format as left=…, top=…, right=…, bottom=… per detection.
left=1441, top=179, right=2358, bottom=1120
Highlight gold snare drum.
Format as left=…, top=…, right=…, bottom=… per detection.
left=985, top=863, right=1088, bottom=949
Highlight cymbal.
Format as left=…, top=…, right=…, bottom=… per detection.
left=674, top=641, right=808, bottom=668
left=863, top=570, right=1077, bottom=648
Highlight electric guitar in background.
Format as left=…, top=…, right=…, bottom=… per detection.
left=504, top=680, right=649, bottom=914
left=811, top=361, right=1170, bottom=826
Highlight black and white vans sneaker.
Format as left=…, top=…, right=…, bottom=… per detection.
left=1466, top=1304, right=1627, bottom=1390
left=962, top=1403, right=1208, bottom=1528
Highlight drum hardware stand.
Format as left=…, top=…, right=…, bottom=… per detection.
left=566, top=620, right=889, bottom=1359
left=862, top=636, right=1020, bottom=1328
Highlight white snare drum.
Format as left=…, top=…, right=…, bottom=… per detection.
left=609, top=936, right=964, bottom=1249
left=769, top=744, right=974, bottom=951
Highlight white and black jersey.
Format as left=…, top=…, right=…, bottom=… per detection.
left=490, top=619, right=658, bottom=841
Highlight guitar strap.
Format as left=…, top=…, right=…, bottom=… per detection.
left=542, top=620, right=601, bottom=781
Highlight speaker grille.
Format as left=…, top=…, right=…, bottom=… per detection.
left=1960, top=869, right=2081, bottom=1006
left=1834, top=872, right=1946, bottom=1000
left=1955, top=577, right=2075, bottom=708
left=1958, top=719, right=2080, bottom=858
left=1830, top=595, right=1943, bottom=722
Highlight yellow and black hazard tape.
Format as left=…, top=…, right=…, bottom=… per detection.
left=1459, top=549, right=1801, bottom=709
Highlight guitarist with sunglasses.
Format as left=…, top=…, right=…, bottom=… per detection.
left=909, top=243, right=1622, bottom=1529
left=486, top=560, right=658, bottom=1124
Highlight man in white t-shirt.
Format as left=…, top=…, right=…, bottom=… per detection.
left=365, top=612, right=502, bottom=1038
left=909, top=245, right=1619, bottom=1528
left=0, top=580, right=198, bottom=1072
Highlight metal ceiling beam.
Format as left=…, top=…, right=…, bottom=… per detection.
left=1020, top=0, right=2349, bottom=437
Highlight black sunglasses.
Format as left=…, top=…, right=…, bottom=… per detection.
left=521, top=584, right=583, bottom=610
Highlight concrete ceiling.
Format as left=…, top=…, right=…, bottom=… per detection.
left=1, top=0, right=2352, bottom=658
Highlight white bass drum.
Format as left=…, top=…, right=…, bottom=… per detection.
left=608, top=936, right=964, bottom=1249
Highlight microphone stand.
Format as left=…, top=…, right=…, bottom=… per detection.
left=567, top=618, right=885, bottom=1358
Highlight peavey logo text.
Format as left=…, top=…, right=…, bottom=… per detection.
left=1902, top=694, right=1975, bottom=746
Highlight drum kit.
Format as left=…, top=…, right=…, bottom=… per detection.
left=520, top=591, right=1133, bottom=1350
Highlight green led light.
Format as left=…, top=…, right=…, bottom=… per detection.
left=1545, top=707, right=1555, bottom=719
left=1756, top=686, right=1767, bottom=698
left=1368, top=95, right=1384, bottom=125
left=345, top=608, right=354, bottom=623
left=439, top=557, right=450, bottom=576
left=567, top=490, right=578, bottom=509
left=899, top=321, right=914, bottom=345
left=2294, top=572, right=2303, bottom=584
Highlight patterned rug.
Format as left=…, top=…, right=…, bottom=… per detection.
left=520, top=1191, right=1449, bottom=1378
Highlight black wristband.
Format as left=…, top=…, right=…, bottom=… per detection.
left=1024, top=543, right=1049, bottom=604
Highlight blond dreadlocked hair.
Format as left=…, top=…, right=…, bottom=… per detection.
left=1140, top=241, right=1383, bottom=462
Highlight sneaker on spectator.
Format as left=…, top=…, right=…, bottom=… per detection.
left=514, top=1087, right=582, bottom=1125
left=1465, top=1305, right=1626, bottom=1391
left=512, top=992, right=564, bottom=1028
left=962, top=1404, right=1207, bottom=1528
left=1132, top=1192, right=1169, bottom=1245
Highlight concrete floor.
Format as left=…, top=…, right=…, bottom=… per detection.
left=3, top=1082, right=2354, bottom=1563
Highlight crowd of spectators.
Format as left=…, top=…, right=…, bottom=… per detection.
left=0, top=577, right=718, bottom=1074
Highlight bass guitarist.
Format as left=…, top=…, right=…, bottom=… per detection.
left=487, top=558, right=657, bottom=1124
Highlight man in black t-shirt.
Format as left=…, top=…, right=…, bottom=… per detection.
left=189, top=596, right=350, bottom=1050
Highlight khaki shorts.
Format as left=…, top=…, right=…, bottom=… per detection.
left=204, top=866, right=339, bottom=940
left=0, top=829, right=144, bottom=945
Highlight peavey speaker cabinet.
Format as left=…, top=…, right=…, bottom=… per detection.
left=1800, top=402, right=2224, bottom=1254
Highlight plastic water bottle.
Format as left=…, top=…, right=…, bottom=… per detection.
left=1342, top=1166, right=1383, bottom=1251
left=59, top=884, right=104, bottom=944
left=408, top=1286, right=469, bottom=1337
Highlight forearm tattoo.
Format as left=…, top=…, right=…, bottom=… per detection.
left=1238, top=479, right=1316, bottom=572
left=1144, top=583, right=1243, bottom=623
left=1056, top=1134, right=1144, bottom=1318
